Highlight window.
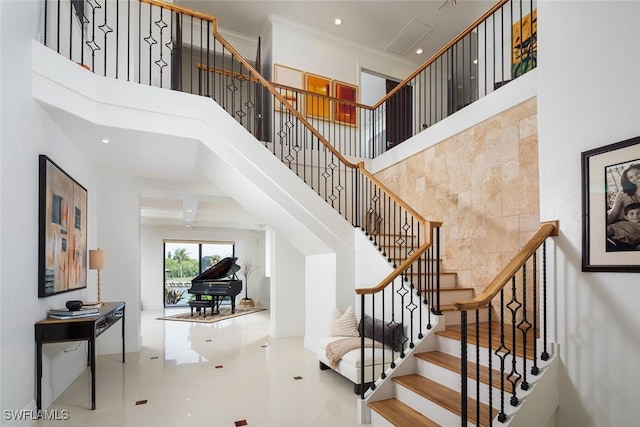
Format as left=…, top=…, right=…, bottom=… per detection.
left=163, top=240, right=234, bottom=307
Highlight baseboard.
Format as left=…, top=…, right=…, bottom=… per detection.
left=2, top=400, right=38, bottom=427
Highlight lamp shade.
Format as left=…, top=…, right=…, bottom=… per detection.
left=89, top=249, right=107, bottom=270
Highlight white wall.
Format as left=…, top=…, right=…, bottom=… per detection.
left=140, top=225, right=266, bottom=310
left=0, top=0, right=102, bottom=414
left=537, top=2, right=640, bottom=426
left=0, top=0, right=4, bottom=417
left=270, top=234, right=305, bottom=337
left=95, top=172, right=142, bottom=355
left=269, top=16, right=416, bottom=87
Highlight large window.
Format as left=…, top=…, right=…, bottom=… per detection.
left=163, top=240, right=234, bottom=307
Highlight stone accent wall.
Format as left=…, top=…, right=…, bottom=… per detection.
left=375, top=98, right=539, bottom=300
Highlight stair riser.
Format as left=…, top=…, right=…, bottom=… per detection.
left=369, top=411, right=395, bottom=427
left=411, top=273, right=457, bottom=289
left=437, top=274, right=457, bottom=289
left=416, top=359, right=527, bottom=409
left=393, top=383, right=478, bottom=427
left=437, top=336, right=536, bottom=379
left=443, top=308, right=489, bottom=325
left=438, top=289, right=474, bottom=305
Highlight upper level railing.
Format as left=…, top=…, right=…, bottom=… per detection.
left=47, top=0, right=537, bottom=160
left=453, top=221, right=558, bottom=425
left=269, top=0, right=537, bottom=158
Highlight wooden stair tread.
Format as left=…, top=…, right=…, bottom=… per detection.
left=369, top=398, right=441, bottom=427
left=393, top=374, right=496, bottom=427
left=416, top=351, right=516, bottom=393
left=436, top=322, right=537, bottom=359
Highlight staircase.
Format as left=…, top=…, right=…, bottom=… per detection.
left=368, top=317, right=558, bottom=427
left=38, top=1, right=558, bottom=425
left=362, top=223, right=559, bottom=426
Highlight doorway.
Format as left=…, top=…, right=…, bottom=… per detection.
left=360, top=69, right=413, bottom=155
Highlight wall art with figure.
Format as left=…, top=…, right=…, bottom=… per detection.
left=582, top=136, right=640, bottom=272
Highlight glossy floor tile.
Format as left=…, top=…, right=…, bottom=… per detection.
left=34, top=308, right=371, bottom=427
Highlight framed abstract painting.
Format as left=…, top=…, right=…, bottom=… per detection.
left=333, top=80, right=358, bottom=126
left=305, top=73, right=331, bottom=121
left=273, top=63, right=304, bottom=112
left=38, top=155, right=88, bottom=296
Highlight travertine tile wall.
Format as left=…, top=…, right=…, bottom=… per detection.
left=375, top=98, right=539, bottom=301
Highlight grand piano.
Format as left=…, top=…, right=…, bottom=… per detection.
left=188, top=256, right=243, bottom=316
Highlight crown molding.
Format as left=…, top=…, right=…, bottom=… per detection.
left=266, top=14, right=419, bottom=69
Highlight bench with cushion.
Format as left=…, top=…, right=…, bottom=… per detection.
left=316, top=306, right=403, bottom=394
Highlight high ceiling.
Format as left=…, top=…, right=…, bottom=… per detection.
left=177, top=0, right=493, bottom=65
left=136, top=0, right=494, bottom=231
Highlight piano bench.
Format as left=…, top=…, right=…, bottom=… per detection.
left=189, top=300, right=217, bottom=317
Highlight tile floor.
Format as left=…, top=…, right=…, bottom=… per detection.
left=34, top=308, right=371, bottom=427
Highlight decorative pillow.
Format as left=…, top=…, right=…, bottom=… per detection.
left=328, top=306, right=360, bottom=337
left=360, top=314, right=403, bottom=352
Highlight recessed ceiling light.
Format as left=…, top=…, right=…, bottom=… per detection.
left=100, top=138, right=110, bottom=144
left=416, top=48, right=424, bottom=55
left=473, top=59, right=478, bottom=64
left=334, top=18, right=342, bottom=26
left=186, top=209, right=192, bottom=213
left=186, top=218, right=191, bottom=222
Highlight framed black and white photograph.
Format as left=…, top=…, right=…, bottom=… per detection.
left=582, top=136, right=640, bottom=272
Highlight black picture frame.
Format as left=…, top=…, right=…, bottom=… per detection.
left=38, top=155, right=88, bottom=297
left=581, top=136, right=640, bottom=272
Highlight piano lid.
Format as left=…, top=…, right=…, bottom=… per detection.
left=192, top=256, right=240, bottom=282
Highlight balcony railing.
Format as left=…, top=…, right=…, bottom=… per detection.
left=269, top=0, right=537, bottom=158
left=45, top=0, right=536, bottom=160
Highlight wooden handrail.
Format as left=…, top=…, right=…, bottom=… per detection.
left=212, top=34, right=429, bottom=226
left=140, top=0, right=218, bottom=29
left=357, top=163, right=429, bottom=225
left=211, top=32, right=361, bottom=169
left=210, top=31, right=439, bottom=296
left=270, top=82, right=373, bottom=110
left=453, top=221, right=559, bottom=311
left=137, top=0, right=443, bottom=298
left=195, top=63, right=259, bottom=82
left=372, top=0, right=510, bottom=109
left=356, top=220, right=442, bottom=295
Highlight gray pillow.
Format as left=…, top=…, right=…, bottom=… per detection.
left=360, top=314, right=403, bottom=352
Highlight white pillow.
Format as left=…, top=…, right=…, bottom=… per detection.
left=328, top=306, right=360, bottom=337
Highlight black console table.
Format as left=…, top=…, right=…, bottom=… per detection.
left=35, top=301, right=125, bottom=410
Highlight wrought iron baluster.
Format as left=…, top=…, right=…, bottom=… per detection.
left=497, top=289, right=508, bottom=423
left=507, top=276, right=522, bottom=407
left=532, top=251, right=539, bottom=375
left=542, top=241, right=549, bottom=361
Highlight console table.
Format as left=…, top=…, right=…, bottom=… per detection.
left=35, top=301, right=125, bottom=410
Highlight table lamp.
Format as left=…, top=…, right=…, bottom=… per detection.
left=89, top=248, right=107, bottom=305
